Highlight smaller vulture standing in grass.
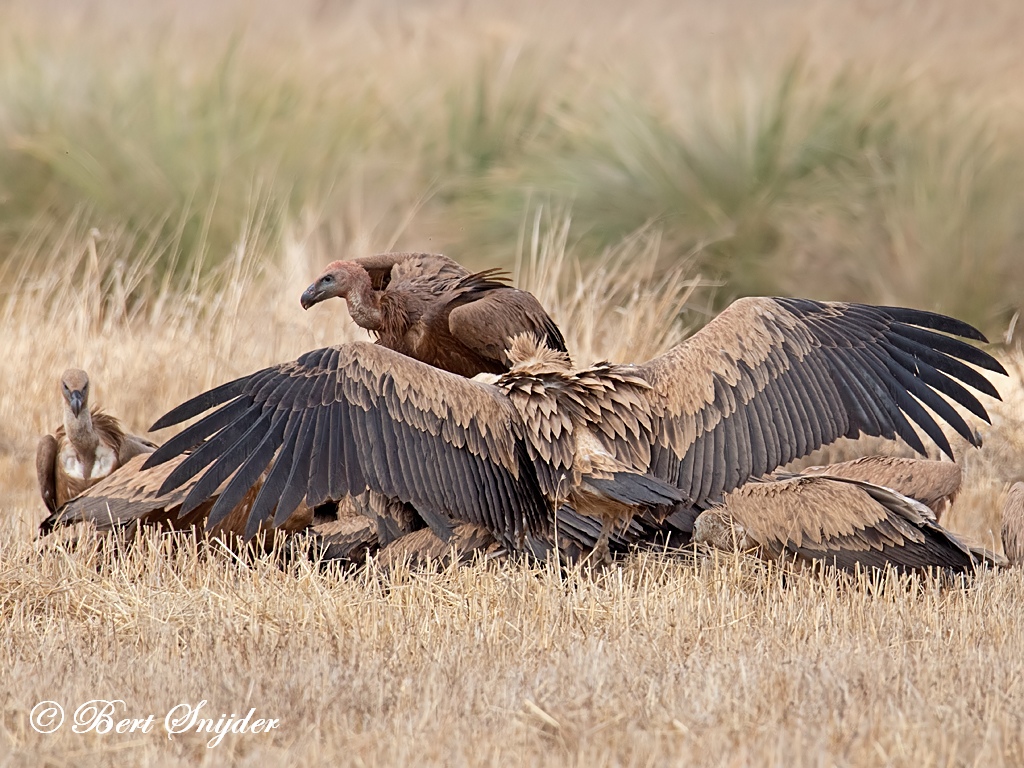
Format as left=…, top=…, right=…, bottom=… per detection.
left=1002, top=482, right=1024, bottom=566
left=300, top=252, right=567, bottom=376
left=143, top=294, right=1006, bottom=562
left=797, top=456, right=962, bottom=520
left=692, top=473, right=997, bottom=574
left=36, top=369, right=156, bottom=512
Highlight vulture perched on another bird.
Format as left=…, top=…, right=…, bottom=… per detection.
left=36, top=369, right=156, bottom=513
left=143, top=295, right=1007, bottom=562
left=691, top=471, right=998, bottom=574
left=300, top=251, right=572, bottom=550
left=145, top=334, right=682, bottom=554
left=1002, top=482, right=1024, bottom=566
left=300, top=252, right=567, bottom=376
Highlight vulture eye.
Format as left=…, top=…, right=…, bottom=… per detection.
left=320, top=275, right=334, bottom=285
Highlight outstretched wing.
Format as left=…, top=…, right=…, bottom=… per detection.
left=143, top=342, right=551, bottom=547
left=42, top=453, right=194, bottom=532
left=39, top=453, right=315, bottom=536
left=639, top=298, right=1005, bottom=514
left=723, top=475, right=981, bottom=572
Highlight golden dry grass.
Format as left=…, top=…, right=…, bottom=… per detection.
left=2, top=219, right=1024, bottom=766
left=4, top=1, right=1024, bottom=765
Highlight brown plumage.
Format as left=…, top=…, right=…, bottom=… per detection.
left=36, top=369, right=157, bottom=513
left=299, top=252, right=568, bottom=376
left=374, top=523, right=500, bottom=570
left=638, top=298, right=1004, bottom=540
left=144, top=335, right=681, bottom=552
left=693, top=475, right=995, bottom=573
left=42, top=453, right=377, bottom=562
left=41, top=453, right=313, bottom=536
left=1002, top=482, right=1024, bottom=566
left=797, top=456, right=961, bottom=520
left=301, top=252, right=570, bottom=548
left=305, top=512, right=378, bottom=564
left=45, top=254, right=570, bottom=551
left=143, top=295, right=1005, bottom=557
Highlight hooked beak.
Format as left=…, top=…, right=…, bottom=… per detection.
left=300, top=283, right=325, bottom=310
left=68, top=390, right=84, bottom=417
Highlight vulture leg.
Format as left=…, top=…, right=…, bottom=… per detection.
left=589, top=519, right=616, bottom=566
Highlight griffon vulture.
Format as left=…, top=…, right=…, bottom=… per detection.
left=797, top=456, right=961, bottom=520
left=36, top=369, right=157, bottom=512
left=300, top=252, right=567, bottom=376
left=1002, top=482, right=1024, bottom=566
left=692, top=474, right=998, bottom=574
left=143, top=297, right=1005, bottom=558
left=44, top=254, right=572, bottom=555
left=144, top=334, right=682, bottom=554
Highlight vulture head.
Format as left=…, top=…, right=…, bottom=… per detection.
left=60, top=368, right=90, bottom=418
left=301, top=260, right=368, bottom=310
left=693, top=508, right=754, bottom=552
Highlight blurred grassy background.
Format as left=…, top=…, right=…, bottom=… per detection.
left=1, top=0, right=1023, bottom=332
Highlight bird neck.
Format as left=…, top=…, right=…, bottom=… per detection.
left=64, top=405, right=99, bottom=457
left=345, top=270, right=384, bottom=331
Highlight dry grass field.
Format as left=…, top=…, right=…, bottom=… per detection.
left=4, top=1, right=1024, bottom=766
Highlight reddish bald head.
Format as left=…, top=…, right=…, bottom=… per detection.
left=300, top=261, right=370, bottom=310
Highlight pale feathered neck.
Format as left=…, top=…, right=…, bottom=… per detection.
left=64, top=404, right=99, bottom=456
left=343, top=266, right=384, bottom=332
left=506, top=333, right=571, bottom=376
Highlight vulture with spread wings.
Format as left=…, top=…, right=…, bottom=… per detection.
left=144, top=335, right=682, bottom=552
left=143, top=295, right=1005, bottom=557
